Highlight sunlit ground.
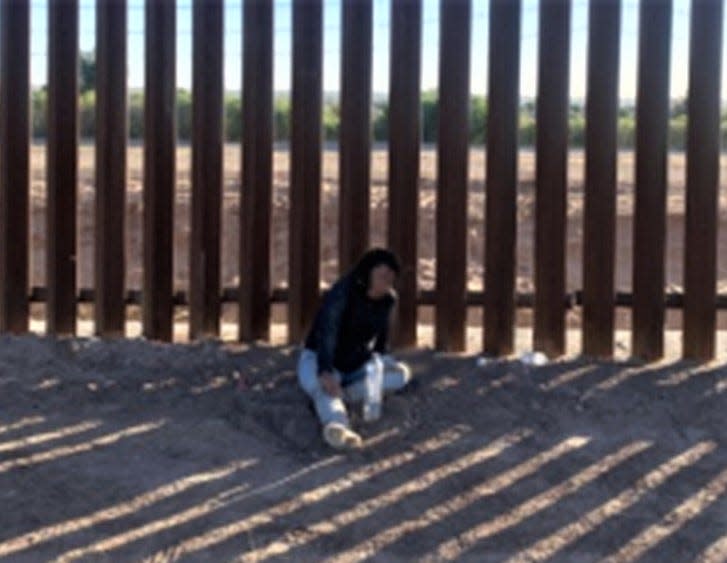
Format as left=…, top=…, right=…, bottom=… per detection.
left=0, top=332, right=724, bottom=561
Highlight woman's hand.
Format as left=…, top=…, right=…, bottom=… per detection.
left=319, top=371, right=343, bottom=398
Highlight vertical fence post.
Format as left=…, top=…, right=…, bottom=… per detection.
left=683, top=0, right=723, bottom=361
left=0, top=0, right=30, bottom=334
left=288, top=0, right=323, bottom=344
left=484, top=0, right=521, bottom=356
left=632, top=0, right=672, bottom=361
left=47, top=0, right=79, bottom=336
left=240, top=0, right=274, bottom=342
left=190, top=0, right=223, bottom=339
left=339, top=0, right=372, bottom=273
left=388, top=0, right=421, bottom=349
left=144, top=0, right=176, bottom=341
left=583, top=0, right=620, bottom=358
left=436, top=0, right=470, bottom=352
left=534, top=0, right=570, bottom=358
left=95, top=0, right=127, bottom=338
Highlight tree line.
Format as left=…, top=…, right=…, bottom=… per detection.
left=30, top=88, right=704, bottom=151
left=32, top=50, right=706, bottom=150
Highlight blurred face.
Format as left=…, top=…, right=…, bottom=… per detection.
left=368, top=264, right=396, bottom=299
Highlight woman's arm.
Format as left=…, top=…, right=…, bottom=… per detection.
left=316, top=278, right=349, bottom=375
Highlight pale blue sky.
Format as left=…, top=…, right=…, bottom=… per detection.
left=27, top=0, right=710, bottom=101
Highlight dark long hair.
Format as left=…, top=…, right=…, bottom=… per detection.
left=350, top=248, right=401, bottom=291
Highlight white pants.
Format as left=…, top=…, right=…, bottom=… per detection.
left=297, top=348, right=411, bottom=427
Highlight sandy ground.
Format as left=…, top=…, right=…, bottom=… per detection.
left=0, top=332, right=725, bottom=562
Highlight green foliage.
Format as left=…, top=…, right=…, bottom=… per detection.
left=225, top=95, right=241, bottom=141
left=421, top=90, right=438, bottom=143
left=670, top=98, right=687, bottom=118
left=372, top=101, right=387, bottom=142
left=617, top=116, right=635, bottom=149
left=129, top=91, right=144, bottom=138
left=618, top=105, right=634, bottom=119
left=79, top=90, right=95, bottom=138
left=31, top=88, right=47, bottom=140
left=25, top=86, right=717, bottom=152
left=518, top=113, right=536, bottom=147
left=79, top=51, right=95, bottom=94
left=569, top=113, right=585, bottom=147
left=668, top=114, right=687, bottom=151
left=323, top=102, right=340, bottom=141
left=176, top=89, right=192, bottom=140
left=469, top=96, right=487, bottom=144
left=273, top=96, right=290, bottom=141
left=521, top=100, right=536, bottom=116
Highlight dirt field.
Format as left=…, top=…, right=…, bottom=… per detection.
left=29, top=144, right=727, bottom=312
left=0, top=332, right=725, bottom=562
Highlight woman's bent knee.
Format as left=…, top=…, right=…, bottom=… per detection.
left=383, top=360, right=412, bottom=391
left=397, top=362, right=412, bottom=387
left=399, top=360, right=412, bottom=380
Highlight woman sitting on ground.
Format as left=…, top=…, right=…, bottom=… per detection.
left=297, top=248, right=413, bottom=449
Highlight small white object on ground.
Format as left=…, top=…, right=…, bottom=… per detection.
left=476, top=356, right=491, bottom=367
left=519, top=351, right=548, bottom=366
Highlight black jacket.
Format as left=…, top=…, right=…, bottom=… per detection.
left=304, top=273, right=396, bottom=377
